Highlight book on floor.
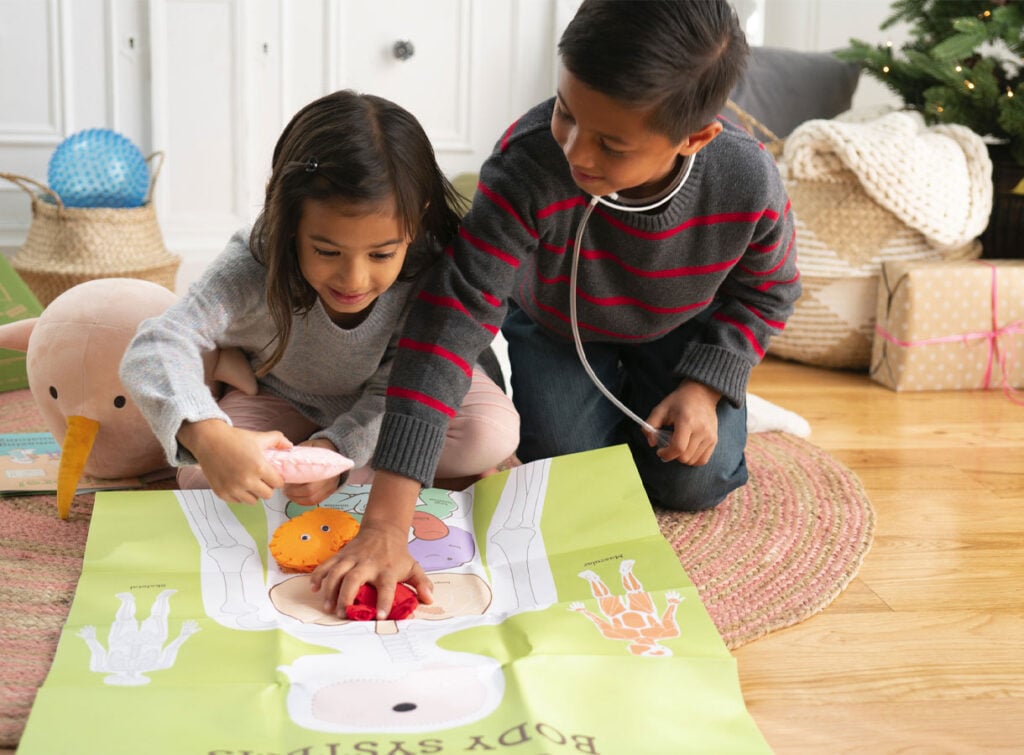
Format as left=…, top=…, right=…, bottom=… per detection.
left=0, top=432, right=172, bottom=495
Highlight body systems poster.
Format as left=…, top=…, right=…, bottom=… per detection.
left=19, top=445, right=769, bottom=754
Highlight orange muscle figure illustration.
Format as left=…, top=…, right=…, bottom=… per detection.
left=570, top=559, right=683, bottom=657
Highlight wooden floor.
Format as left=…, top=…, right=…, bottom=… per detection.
left=739, top=356, right=1024, bottom=754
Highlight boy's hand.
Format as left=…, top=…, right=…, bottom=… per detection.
left=645, top=381, right=721, bottom=466
left=283, top=438, right=346, bottom=506
left=308, top=471, right=433, bottom=618
left=177, top=419, right=290, bottom=503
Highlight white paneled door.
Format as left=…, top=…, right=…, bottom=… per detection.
left=1, top=0, right=550, bottom=288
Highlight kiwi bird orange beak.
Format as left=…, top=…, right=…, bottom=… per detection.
left=56, top=415, right=100, bottom=520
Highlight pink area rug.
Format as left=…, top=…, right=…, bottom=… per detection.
left=0, top=388, right=874, bottom=747
left=658, top=431, right=875, bottom=648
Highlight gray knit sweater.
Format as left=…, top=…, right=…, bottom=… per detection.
left=120, top=227, right=423, bottom=469
left=374, top=98, right=801, bottom=486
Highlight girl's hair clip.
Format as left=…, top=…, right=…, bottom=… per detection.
left=305, top=158, right=319, bottom=173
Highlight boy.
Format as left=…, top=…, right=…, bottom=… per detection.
left=311, top=0, right=800, bottom=617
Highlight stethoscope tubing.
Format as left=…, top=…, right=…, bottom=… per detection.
left=567, top=154, right=694, bottom=448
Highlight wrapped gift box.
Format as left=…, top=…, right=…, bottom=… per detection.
left=871, top=259, right=1024, bottom=392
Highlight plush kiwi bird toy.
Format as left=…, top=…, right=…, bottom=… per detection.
left=0, top=278, right=257, bottom=519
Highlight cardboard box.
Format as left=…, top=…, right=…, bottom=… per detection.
left=0, top=253, right=43, bottom=392
left=871, top=259, right=1024, bottom=392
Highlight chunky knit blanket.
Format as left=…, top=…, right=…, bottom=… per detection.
left=784, top=110, right=993, bottom=250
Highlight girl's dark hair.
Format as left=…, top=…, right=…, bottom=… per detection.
left=250, top=89, right=464, bottom=375
left=558, top=0, right=749, bottom=141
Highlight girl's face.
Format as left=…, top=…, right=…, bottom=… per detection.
left=296, top=197, right=411, bottom=328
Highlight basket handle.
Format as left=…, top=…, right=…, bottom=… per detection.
left=144, top=151, right=164, bottom=204
left=724, top=100, right=784, bottom=156
left=0, top=172, right=64, bottom=209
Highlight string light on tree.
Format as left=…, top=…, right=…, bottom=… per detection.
left=838, top=0, right=1024, bottom=166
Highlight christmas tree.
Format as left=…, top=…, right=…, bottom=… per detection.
left=837, top=0, right=1024, bottom=165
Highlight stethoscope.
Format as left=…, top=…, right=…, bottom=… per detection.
left=568, top=153, right=695, bottom=449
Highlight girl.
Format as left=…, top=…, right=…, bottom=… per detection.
left=120, top=91, right=519, bottom=589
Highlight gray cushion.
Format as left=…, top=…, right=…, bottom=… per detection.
left=729, top=47, right=861, bottom=138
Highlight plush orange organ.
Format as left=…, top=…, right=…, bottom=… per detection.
left=269, top=508, right=360, bottom=572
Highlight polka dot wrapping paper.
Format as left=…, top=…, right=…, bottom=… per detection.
left=870, top=259, right=1024, bottom=392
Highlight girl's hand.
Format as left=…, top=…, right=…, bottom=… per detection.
left=177, top=419, right=290, bottom=503
left=283, top=438, right=345, bottom=506
left=645, top=381, right=721, bottom=466
left=308, top=471, right=432, bottom=618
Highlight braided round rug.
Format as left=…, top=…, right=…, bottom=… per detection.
left=657, top=430, right=875, bottom=649
left=0, top=388, right=874, bottom=747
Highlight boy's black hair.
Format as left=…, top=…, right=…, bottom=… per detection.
left=558, top=0, right=749, bottom=141
left=250, top=89, right=464, bottom=375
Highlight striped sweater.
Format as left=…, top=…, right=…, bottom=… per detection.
left=374, top=98, right=801, bottom=485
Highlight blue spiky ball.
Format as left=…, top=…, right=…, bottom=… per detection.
left=47, top=129, right=149, bottom=208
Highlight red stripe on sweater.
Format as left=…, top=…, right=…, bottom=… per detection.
left=459, top=227, right=520, bottom=268
left=579, top=247, right=740, bottom=277
left=595, top=206, right=779, bottom=241
left=413, top=290, right=497, bottom=333
left=712, top=312, right=765, bottom=358
left=499, top=119, right=519, bottom=153
left=478, top=183, right=539, bottom=239
left=747, top=238, right=780, bottom=253
left=532, top=298, right=681, bottom=340
left=416, top=291, right=501, bottom=335
left=744, top=199, right=792, bottom=253
left=398, top=338, right=472, bottom=377
left=740, top=230, right=796, bottom=276
left=418, top=290, right=471, bottom=316
left=387, top=386, right=457, bottom=418
left=741, top=301, right=786, bottom=330
left=754, top=270, right=800, bottom=292
left=538, top=196, right=587, bottom=219
left=443, top=237, right=506, bottom=310
left=534, top=269, right=712, bottom=314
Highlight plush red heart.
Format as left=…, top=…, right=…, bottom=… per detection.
left=345, top=583, right=419, bottom=621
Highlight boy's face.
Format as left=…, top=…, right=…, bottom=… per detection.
left=551, top=68, right=718, bottom=199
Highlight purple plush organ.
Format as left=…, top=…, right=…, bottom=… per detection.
left=409, top=525, right=475, bottom=571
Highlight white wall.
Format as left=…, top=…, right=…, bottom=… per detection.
left=0, top=0, right=904, bottom=292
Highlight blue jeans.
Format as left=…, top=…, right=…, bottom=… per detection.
left=501, top=304, right=748, bottom=511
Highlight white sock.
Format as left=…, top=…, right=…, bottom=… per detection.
left=746, top=392, right=811, bottom=437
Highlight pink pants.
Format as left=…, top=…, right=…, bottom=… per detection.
left=177, top=366, right=519, bottom=488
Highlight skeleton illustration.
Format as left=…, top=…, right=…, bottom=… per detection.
left=570, top=559, right=683, bottom=656
left=77, top=589, right=200, bottom=685
left=174, top=458, right=555, bottom=733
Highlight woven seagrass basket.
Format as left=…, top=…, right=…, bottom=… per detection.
left=1, top=154, right=180, bottom=306
left=770, top=174, right=980, bottom=369
left=727, top=102, right=983, bottom=370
